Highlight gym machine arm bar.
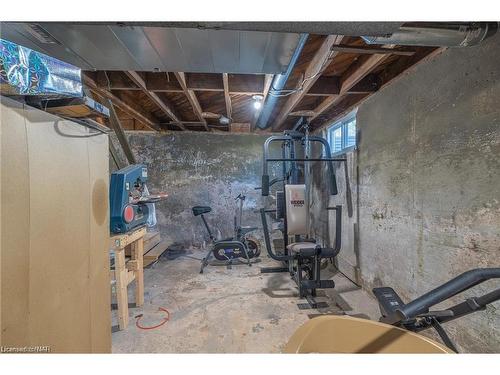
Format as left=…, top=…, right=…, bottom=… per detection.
left=261, top=135, right=338, bottom=197
left=254, top=177, right=284, bottom=190
left=260, top=208, right=292, bottom=262
left=389, top=268, right=500, bottom=324
left=266, top=158, right=347, bottom=162
left=259, top=205, right=342, bottom=262
left=327, top=206, right=342, bottom=256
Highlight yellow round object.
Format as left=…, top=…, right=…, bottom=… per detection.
left=283, top=315, right=453, bottom=353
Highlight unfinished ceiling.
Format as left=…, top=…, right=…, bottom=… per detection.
left=5, top=22, right=493, bottom=133
left=83, top=35, right=439, bottom=132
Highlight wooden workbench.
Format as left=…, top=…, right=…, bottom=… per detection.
left=109, top=226, right=146, bottom=330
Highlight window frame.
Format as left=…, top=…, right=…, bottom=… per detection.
left=327, top=111, right=357, bottom=156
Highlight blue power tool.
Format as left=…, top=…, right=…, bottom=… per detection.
left=109, top=164, right=150, bottom=234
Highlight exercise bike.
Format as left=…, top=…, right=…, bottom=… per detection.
left=192, top=193, right=260, bottom=273
left=284, top=268, right=500, bottom=353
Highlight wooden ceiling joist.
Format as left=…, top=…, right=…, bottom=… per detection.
left=83, top=74, right=161, bottom=132
left=186, top=73, right=223, bottom=91
left=251, top=74, right=273, bottom=129
left=309, top=48, right=394, bottom=122
left=228, top=74, right=265, bottom=94
left=313, top=47, right=443, bottom=130
left=272, top=34, right=345, bottom=131
left=183, top=73, right=266, bottom=95
left=307, top=76, right=340, bottom=96
left=144, top=72, right=183, bottom=92
left=96, top=71, right=140, bottom=91
left=330, top=45, right=415, bottom=56
left=222, top=73, right=232, bottom=120
left=125, top=71, right=185, bottom=130
left=306, top=74, right=380, bottom=96
left=83, top=37, right=438, bottom=134
left=174, top=72, right=210, bottom=131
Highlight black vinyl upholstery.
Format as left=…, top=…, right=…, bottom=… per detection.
left=192, top=206, right=212, bottom=216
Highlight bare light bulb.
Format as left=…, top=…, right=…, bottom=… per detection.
left=253, top=100, right=262, bottom=110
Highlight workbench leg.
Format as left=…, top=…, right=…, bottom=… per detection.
left=133, top=239, right=144, bottom=306
left=115, top=249, right=129, bottom=330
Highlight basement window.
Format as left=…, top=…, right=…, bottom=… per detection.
left=327, top=112, right=357, bottom=154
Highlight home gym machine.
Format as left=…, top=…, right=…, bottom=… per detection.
left=259, top=122, right=346, bottom=309
left=193, top=193, right=260, bottom=273
left=284, top=267, right=500, bottom=353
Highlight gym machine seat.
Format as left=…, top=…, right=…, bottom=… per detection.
left=192, top=206, right=212, bottom=216
left=287, top=242, right=341, bottom=258
left=287, top=242, right=320, bottom=257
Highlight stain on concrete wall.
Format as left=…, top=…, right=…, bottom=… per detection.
left=312, top=33, right=500, bottom=352
left=121, top=132, right=268, bottom=247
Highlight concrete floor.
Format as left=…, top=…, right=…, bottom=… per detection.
left=111, top=250, right=380, bottom=353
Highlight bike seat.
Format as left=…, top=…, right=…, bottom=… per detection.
left=239, top=226, right=258, bottom=235
left=192, top=206, right=212, bottom=216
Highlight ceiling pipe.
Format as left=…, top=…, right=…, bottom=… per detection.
left=256, top=33, right=309, bottom=130
left=362, top=22, right=498, bottom=47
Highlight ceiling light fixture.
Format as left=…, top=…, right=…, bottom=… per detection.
left=252, top=94, right=264, bottom=110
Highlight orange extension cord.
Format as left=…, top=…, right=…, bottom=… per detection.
left=135, top=307, right=170, bottom=330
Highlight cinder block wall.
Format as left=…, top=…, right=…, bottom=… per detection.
left=119, top=132, right=268, bottom=247
left=313, top=33, right=500, bottom=352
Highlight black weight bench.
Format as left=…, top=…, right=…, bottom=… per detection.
left=287, top=241, right=340, bottom=309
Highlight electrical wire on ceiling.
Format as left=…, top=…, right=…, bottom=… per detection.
left=267, top=49, right=336, bottom=98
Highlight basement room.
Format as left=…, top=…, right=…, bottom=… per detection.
left=1, top=2, right=499, bottom=370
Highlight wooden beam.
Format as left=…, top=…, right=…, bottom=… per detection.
left=106, top=98, right=136, bottom=164
left=109, top=137, right=126, bottom=170
left=228, top=74, right=265, bottom=94
left=306, top=74, right=380, bottom=96
left=96, top=71, right=140, bottom=91
left=183, top=73, right=265, bottom=94
left=229, top=123, right=251, bottom=133
left=309, top=48, right=394, bottom=121
left=330, top=45, right=415, bottom=56
left=289, top=110, right=316, bottom=117
left=174, top=72, right=210, bottom=131
left=312, top=48, right=444, bottom=130
left=186, top=73, right=224, bottom=91
left=222, top=73, right=232, bottom=120
left=125, top=71, right=185, bottom=130
left=348, top=74, right=381, bottom=94
left=272, top=34, right=344, bottom=130
left=307, top=76, right=340, bottom=96
left=251, top=74, right=273, bottom=129
left=83, top=74, right=161, bottom=131
left=340, top=50, right=393, bottom=93
left=144, top=72, right=183, bottom=92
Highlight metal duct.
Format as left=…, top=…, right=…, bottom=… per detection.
left=256, top=33, right=309, bottom=130
left=1, top=23, right=303, bottom=74
left=362, top=22, right=498, bottom=47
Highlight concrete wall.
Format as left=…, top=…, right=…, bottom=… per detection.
left=312, top=33, right=500, bottom=352
left=123, top=132, right=268, bottom=247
